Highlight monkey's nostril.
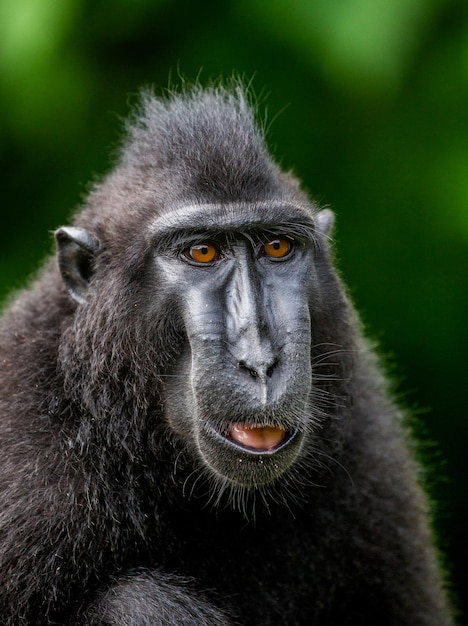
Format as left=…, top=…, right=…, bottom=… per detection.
left=266, top=361, right=278, bottom=378
left=237, top=360, right=258, bottom=378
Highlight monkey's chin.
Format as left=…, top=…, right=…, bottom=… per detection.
left=197, top=423, right=304, bottom=488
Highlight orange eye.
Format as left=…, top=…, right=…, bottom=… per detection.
left=263, top=237, right=292, bottom=259
left=185, top=242, right=219, bottom=264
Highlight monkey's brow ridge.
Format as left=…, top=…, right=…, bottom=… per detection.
left=149, top=201, right=315, bottom=237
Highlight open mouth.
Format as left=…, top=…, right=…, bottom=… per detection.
left=229, top=423, right=286, bottom=452
left=198, top=421, right=304, bottom=487
left=216, top=423, right=298, bottom=455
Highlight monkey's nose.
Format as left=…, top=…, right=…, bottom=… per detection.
left=237, top=358, right=279, bottom=380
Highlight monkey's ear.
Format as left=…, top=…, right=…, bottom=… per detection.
left=55, top=227, right=100, bottom=304
left=315, top=209, right=335, bottom=236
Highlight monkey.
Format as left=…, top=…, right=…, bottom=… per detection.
left=0, top=84, right=453, bottom=625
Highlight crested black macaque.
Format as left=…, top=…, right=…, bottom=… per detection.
left=0, top=85, right=453, bottom=626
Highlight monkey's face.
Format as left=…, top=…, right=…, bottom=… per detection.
left=153, top=203, right=327, bottom=489
left=55, top=202, right=333, bottom=496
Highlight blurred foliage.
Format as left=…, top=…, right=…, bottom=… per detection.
left=0, top=0, right=467, bottom=620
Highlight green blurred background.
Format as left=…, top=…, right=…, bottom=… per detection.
left=1, top=0, right=466, bottom=620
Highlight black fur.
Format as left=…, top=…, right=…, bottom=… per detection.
left=0, top=85, right=452, bottom=625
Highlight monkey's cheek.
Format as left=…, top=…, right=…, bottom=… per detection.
left=196, top=424, right=305, bottom=488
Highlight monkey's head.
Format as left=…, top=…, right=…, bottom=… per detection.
left=55, top=86, right=346, bottom=506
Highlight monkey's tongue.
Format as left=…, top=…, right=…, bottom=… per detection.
left=229, top=424, right=286, bottom=451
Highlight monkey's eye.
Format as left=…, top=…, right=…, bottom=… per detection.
left=184, top=242, right=220, bottom=264
left=262, top=237, right=293, bottom=260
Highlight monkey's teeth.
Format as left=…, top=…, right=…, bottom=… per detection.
left=229, top=424, right=286, bottom=451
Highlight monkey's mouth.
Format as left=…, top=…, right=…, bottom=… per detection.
left=198, top=421, right=304, bottom=487
left=226, top=423, right=289, bottom=453
left=207, top=422, right=299, bottom=456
